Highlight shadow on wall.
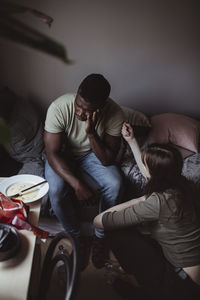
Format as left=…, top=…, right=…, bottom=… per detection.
left=1, top=0, right=199, bottom=117
left=28, top=91, right=200, bottom=121
left=123, top=94, right=199, bottom=119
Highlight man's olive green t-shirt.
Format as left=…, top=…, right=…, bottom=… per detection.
left=45, top=93, right=124, bottom=156
left=102, top=189, right=200, bottom=268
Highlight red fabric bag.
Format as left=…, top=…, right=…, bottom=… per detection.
left=0, top=192, right=29, bottom=227
left=0, top=192, right=48, bottom=238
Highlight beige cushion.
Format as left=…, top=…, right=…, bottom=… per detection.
left=148, top=113, right=200, bottom=154
left=121, top=106, right=151, bottom=127
left=116, top=106, right=151, bottom=163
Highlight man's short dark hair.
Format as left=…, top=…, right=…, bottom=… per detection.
left=78, top=74, right=111, bottom=105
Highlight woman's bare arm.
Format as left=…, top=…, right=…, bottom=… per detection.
left=93, top=196, right=145, bottom=229
left=121, top=122, right=147, bottom=178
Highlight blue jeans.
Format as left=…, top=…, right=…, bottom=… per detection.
left=45, top=151, right=123, bottom=238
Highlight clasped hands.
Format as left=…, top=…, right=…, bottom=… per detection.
left=74, top=181, right=98, bottom=206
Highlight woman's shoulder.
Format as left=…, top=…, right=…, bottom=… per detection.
left=151, top=189, right=181, bottom=205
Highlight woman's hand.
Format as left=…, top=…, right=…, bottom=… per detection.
left=121, top=122, right=134, bottom=142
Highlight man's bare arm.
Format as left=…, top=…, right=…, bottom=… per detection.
left=88, top=132, right=121, bottom=166
left=85, top=111, right=121, bottom=165
left=44, top=131, right=94, bottom=203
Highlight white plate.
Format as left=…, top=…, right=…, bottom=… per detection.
left=0, top=175, right=49, bottom=203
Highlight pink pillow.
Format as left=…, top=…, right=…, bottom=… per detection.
left=148, top=113, right=200, bottom=153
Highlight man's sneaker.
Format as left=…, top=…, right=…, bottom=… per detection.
left=76, top=236, right=92, bottom=272
left=91, top=236, right=110, bottom=269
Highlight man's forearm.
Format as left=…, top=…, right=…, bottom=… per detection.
left=87, top=133, right=115, bottom=165
left=47, top=153, right=80, bottom=189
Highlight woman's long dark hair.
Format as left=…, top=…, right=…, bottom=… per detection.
left=142, top=143, right=198, bottom=218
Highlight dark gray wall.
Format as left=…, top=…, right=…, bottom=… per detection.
left=0, top=0, right=199, bottom=117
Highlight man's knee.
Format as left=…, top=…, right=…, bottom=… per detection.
left=104, top=171, right=123, bottom=198
left=48, top=184, right=72, bottom=207
left=49, top=183, right=64, bottom=198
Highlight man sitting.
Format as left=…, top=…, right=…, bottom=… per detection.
left=44, top=74, right=124, bottom=270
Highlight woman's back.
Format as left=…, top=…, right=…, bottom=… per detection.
left=150, top=189, right=200, bottom=268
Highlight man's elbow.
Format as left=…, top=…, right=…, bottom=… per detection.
left=101, top=154, right=116, bottom=166
left=101, top=160, right=113, bottom=166
left=45, top=152, right=56, bottom=166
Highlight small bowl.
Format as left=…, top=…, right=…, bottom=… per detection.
left=0, top=223, right=21, bottom=261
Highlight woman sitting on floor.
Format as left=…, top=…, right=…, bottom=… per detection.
left=93, top=122, right=200, bottom=300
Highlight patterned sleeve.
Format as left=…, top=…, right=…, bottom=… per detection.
left=102, top=193, right=161, bottom=230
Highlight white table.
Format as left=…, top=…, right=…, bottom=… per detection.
left=0, top=178, right=42, bottom=300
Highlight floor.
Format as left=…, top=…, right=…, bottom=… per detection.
left=74, top=256, right=125, bottom=300
left=37, top=216, right=131, bottom=300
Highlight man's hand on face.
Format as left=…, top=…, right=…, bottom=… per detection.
left=74, top=181, right=98, bottom=206
left=85, top=110, right=100, bottom=135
